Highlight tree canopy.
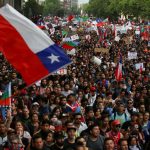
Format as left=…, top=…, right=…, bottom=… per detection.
left=85, top=0, right=150, bottom=20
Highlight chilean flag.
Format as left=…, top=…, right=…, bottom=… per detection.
left=0, top=4, right=72, bottom=86
left=115, top=53, right=122, bottom=81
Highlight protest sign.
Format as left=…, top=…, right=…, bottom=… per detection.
left=53, top=68, right=67, bottom=75
left=94, top=48, right=109, bottom=53
left=135, top=63, right=144, bottom=70
left=128, top=52, right=137, bottom=60
left=91, top=56, right=102, bottom=65
left=71, top=34, right=79, bottom=41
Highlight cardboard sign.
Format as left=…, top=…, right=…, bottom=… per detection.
left=94, top=48, right=109, bottom=53
left=128, top=52, right=137, bottom=60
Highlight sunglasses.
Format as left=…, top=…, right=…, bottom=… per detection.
left=75, top=117, right=81, bottom=120
left=115, top=125, right=121, bottom=128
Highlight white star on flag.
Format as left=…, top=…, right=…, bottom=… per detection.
left=48, top=54, right=60, bottom=64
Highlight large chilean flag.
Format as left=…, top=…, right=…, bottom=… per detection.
left=0, top=4, right=72, bottom=86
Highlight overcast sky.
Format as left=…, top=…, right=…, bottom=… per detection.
left=79, top=0, right=89, bottom=4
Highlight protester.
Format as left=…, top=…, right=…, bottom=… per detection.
left=0, top=13, right=149, bottom=150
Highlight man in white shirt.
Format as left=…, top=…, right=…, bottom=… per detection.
left=74, top=113, right=87, bottom=135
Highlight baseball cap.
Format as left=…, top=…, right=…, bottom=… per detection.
left=112, top=120, right=121, bottom=126
left=54, top=131, right=65, bottom=139
left=32, top=102, right=39, bottom=106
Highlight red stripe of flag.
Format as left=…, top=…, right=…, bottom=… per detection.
left=0, top=15, right=49, bottom=85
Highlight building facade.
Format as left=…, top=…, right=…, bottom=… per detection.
left=0, top=0, right=23, bottom=11
left=71, top=0, right=78, bottom=8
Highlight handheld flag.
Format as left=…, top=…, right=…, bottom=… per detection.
left=115, top=53, right=122, bottom=81
left=0, top=4, right=72, bottom=86
left=0, top=82, right=11, bottom=106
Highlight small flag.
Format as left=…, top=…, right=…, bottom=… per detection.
left=0, top=82, right=11, bottom=120
left=139, top=65, right=143, bottom=74
left=0, top=82, right=11, bottom=106
left=115, top=53, right=122, bottom=81
left=68, top=15, right=74, bottom=22
left=0, top=4, right=72, bottom=86
left=62, top=43, right=74, bottom=50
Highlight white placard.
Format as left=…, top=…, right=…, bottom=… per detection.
left=135, top=63, right=144, bottom=70
left=70, top=34, right=79, bottom=41
left=128, top=52, right=137, bottom=60
left=91, top=56, right=102, bottom=65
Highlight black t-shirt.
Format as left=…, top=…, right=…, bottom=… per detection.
left=64, top=139, right=76, bottom=150
left=122, top=121, right=142, bottom=131
left=50, top=144, right=65, bottom=150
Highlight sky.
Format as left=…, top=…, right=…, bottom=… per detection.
left=79, top=0, right=89, bottom=4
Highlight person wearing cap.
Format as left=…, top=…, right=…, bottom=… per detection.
left=64, top=125, right=77, bottom=150
left=30, top=102, right=40, bottom=114
left=106, top=120, right=123, bottom=149
left=88, top=86, right=97, bottom=106
left=87, top=124, right=105, bottom=150
left=50, top=131, right=65, bottom=150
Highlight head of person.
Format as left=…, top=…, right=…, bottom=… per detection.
left=0, top=121, right=7, bottom=135
left=101, top=115, right=110, bottom=127
left=67, top=125, right=76, bottom=139
left=138, top=103, right=145, bottom=113
left=15, top=121, right=24, bottom=130
left=104, top=137, right=115, bottom=150
left=31, top=102, right=40, bottom=113
left=32, top=135, right=44, bottom=150
left=131, top=112, right=139, bottom=122
left=74, top=113, right=82, bottom=125
left=75, top=136, right=87, bottom=147
left=43, top=130, right=54, bottom=144
left=127, top=99, right=134, bottom=109
left=111, top=120, right=121, bottom=132
left=31, top=112, right=39, bottom=122
left=118, top=138, right=128, bottom=150
left=86, top=106, right=94, bottom=118
left=60, top=96, right=67, bottom=106
left=8, top=134, right=24, bottom=150
left=41, top=120, right=50, bottom=132
left=22, top=107, right=30, bottom=118
left=117, top=103, right=125, bottom=114
left=54, top=131, right=65, bottom=147
left=143, top=112, right=149, bottom=122
left=89, top=124, right=100, bottom=138
left=128, top=135, right=138, bottom=146
left=64, top=82, right=70, bottom=91
left=67, top=94, right=76, bottom=103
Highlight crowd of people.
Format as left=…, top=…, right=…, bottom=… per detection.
left=0, top=16, right=150, bottom=150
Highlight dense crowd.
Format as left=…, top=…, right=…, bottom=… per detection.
left=0, top=17, right=150, bottom=150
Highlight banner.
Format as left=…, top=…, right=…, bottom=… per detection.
left=94, top=48, right=109, bottom=53
left=128, top=52, right=137, bottom=60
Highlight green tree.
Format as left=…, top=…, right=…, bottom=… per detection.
left=23, top=0, right=43, bottom=18
left=43, top=0, right=61, bottom=16
left=86, top=0, right=150, bottom=20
